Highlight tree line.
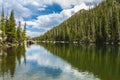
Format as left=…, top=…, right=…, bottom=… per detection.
left=0, top=8, right=26, bottom=44
left=35, top=0, right=120, bottom=44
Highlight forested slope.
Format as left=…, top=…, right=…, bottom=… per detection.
left=36, top=0, right=120, bottom=44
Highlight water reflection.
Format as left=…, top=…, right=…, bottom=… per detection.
left=0, top=44, right=100, bottom=80
left=39, top=43, right=120, bottom=80
left=0, top=46, right=26, bottom=80
left=2, top=43, right=120, bottom=80
left=23, top=45, right=99, bottom=80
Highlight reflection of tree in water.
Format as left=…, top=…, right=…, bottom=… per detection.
left=0, top=46, right=26, bottom=79
left=40, top=43, right=120, bottom=80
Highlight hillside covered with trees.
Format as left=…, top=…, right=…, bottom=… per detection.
left=35, top=0, right=120, bottom=44
left=0, top=8, right=26, bottom=45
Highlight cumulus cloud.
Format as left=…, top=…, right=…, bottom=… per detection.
left=0, top=0, right=31, bottom=18
left=26, top=30, right=44, bottom=37
left=0, top=0, right=103, bottom=37
left=26, top=2, right=91, bottom=32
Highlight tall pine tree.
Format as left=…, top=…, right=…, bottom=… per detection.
left=0, top=7, right=6, bottom=41
left=23, top=22, right=26, bottom=41
left=17, top=21, right=22, bottom=43
left=6, top=10, right=16, bottom=43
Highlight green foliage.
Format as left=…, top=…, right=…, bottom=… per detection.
left=6, top=10, right=17, bottom=43
left=0, top=9, right=27, bottom=43
left=0, top=7, right=6, bottom=40
left=17, top=21, right=23, bottom=43
left=23, top=22, right=27, bottom=40
left=36, top=0, right=120, bottom=44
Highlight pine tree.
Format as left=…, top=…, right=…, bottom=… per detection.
left=6, top=10, right=16, bottom=43
left=23, top=22, right=26, bottom=41
left=0, top=7, right=6, bottom=40
left=17, top=21, right=22, bottom=43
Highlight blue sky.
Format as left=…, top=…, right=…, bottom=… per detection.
left=0, top=0, right=102, bottom=37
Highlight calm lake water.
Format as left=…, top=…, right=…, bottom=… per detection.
left=0, top=43, right=120, bottom=80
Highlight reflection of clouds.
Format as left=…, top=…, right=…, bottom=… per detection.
left=24, top=45, right=100, bottom=80
left=26, top=45, right=66, bottom=68
left=26, top=45, right=74, bottom=73
left=14, top=45, right=100, bottom=80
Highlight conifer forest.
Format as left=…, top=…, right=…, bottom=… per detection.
left=36, top=0, right=120, bottom=44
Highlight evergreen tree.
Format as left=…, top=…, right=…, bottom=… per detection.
left=0, top=8, right=26, bottom=44
left=0, top=7, right=6, bottom=40
left=6, top=10, right=16, bottom=43
left=17, top=21, right=22, bottom=43
left=23, top=22, right=26, bottom=41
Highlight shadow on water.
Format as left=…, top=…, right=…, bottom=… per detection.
left=39, top=43, right=120, bottom=80
left=0, top=46, right=26, bottom=79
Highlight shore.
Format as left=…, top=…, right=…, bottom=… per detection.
left=37, top=40, right=120, bottom=45
left=0, top=41, right=26, bottom=47
left=0, top=40, right=37, bottom=47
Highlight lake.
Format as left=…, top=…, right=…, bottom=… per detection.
left=0, top=43, right=120, bottom=80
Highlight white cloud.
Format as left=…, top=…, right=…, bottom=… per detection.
left=0, top=0, right=2, bottom=3
left=0, top=0, right=31, bottom=20
left=38, top=7, right=46, bottom=11
left=26, top=30, right=44, bottom=37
